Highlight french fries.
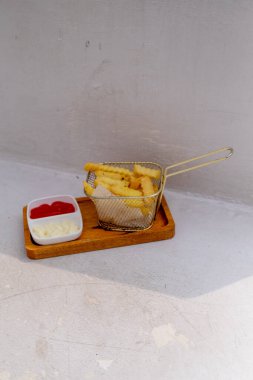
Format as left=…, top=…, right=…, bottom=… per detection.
left=95, top=176, right=129, bottom=188
left=140, top=176, right=155, bottom=205
left=85, top=162, right=132, bottom=177
left=129, top=175, right=141, bottom=190
left=83, top=162, right=160, bottom=217
left=95, top=170, right=126, bottom=181
left=133, top=164, right=161, bottom=179
left=153, top=184, right=159, bottom=193
left=93, top=179, right=111, bottom=191
left=83, top=181, right=94, bottom=196
left=110, top=185, right=142, bottom=197
left=124, top=198, right=145, bottom=208
left=140, top=206, right=152, bottom=216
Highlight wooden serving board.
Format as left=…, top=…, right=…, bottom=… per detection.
left=23, top=196, right=175, bottom=260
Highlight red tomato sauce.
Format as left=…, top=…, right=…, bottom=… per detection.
left=30, top=201, right=75, bottom=219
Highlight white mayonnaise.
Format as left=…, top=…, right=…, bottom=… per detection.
left=32, top=220, right=80, bottom=238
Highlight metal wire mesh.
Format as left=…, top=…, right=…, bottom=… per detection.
left=86, top=162, right=163, bottom=231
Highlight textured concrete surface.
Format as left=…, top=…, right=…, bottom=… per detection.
left=0, top=0, right=253, bottom=204
left=1, top=159, right=253, bottom=379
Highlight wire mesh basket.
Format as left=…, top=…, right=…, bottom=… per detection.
left=84, top=147, right=233, bottom=232
left=86, top=162, right=163, bottom=231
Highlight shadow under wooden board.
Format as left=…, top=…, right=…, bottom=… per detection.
left=23, top=196, right=175, bottom=260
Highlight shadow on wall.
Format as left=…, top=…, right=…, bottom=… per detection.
left=13, top=191, right=253, bottom=299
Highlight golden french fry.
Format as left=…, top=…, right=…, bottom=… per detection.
left=84, top=162, right=100, bottom=172
left=140, top=176, right=155, bottom=195
left=124, top=198, right=145, bottom=208
left=84, top=162, right=133, bottom=177
left=134, top=164, right=161, bottom=179
left=140, top=176, right=155, bottom=205
left=83, top=181, right=94, bottom=196
left=110, top=185, right=142, bottom=197
left=140, top=206, right=152, bottom=216
left=153, top=184, right=159, bottom=193
left=95, top=170, right=126, bottom=181
left=95, top=176, right=129, bottom=188
left=129, top=175, right=141, bottom=190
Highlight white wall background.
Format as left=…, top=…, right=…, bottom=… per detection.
left=0, top=0, right=252, bottom=204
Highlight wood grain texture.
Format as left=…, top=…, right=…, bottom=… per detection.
left=23, top=196, right=175, bottom=260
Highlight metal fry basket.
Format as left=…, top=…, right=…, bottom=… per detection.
left=85, top=147, right=233, bottom=231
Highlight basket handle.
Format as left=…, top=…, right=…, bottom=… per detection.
left=164, top=146, right=233, bottom=179
left=156, top=147, right=233, bottom=214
